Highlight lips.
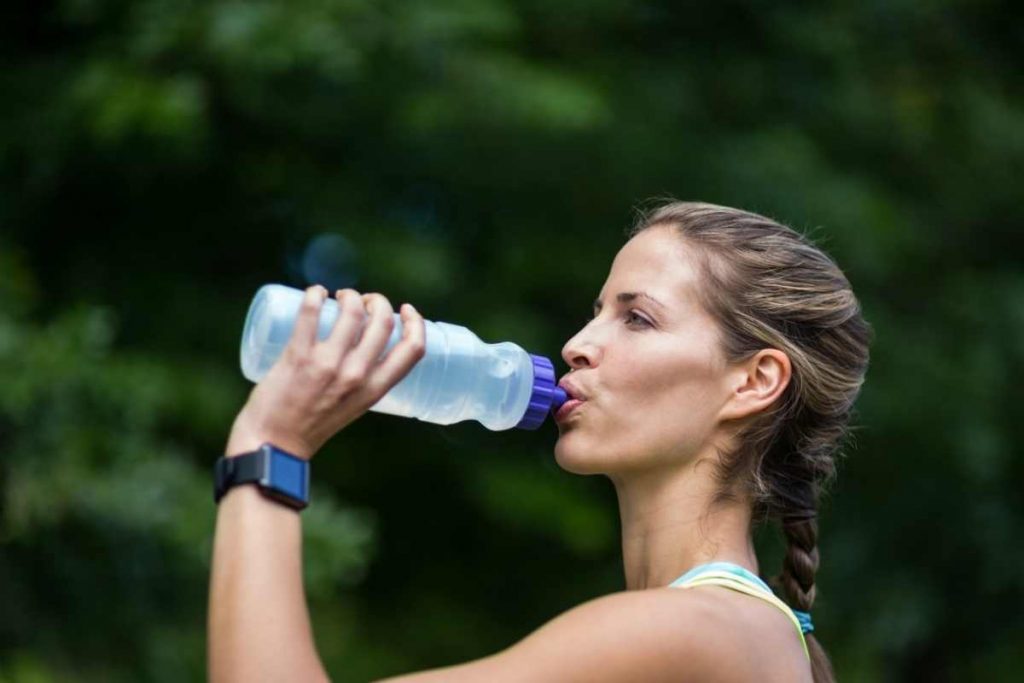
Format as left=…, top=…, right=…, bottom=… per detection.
left=555, top=377, right=587, bottom=423
left=554, top=398, right=585, bottom=422
left=557, top=378, right=586, bottom=402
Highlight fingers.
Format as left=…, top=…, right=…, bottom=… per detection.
left=289, top=285, right=329, bottom=355
left=322, top=289, right=368, bottom=366
left=365, top=302, right=426, bottom=399
left=343, top=293, right=395, bottom=372
left=286, top=286, right=425, bottom=405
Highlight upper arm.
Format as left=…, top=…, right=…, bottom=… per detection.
left=372, top=590, right=733, bottom=683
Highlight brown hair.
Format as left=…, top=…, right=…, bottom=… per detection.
left=628, top=200, right=872, bottom=682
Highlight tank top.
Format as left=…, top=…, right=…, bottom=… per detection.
left=668, top=561, right=810, bottom=661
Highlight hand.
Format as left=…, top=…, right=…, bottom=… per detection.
left=225, top=285, right=427, bottom=460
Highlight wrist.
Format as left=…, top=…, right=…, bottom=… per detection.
left=214, top=444, right=310, bottom=512
left=225, top=419, right=315, bottom=461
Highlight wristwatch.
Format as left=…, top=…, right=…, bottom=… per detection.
left=213, top=443, right=310, bottom=511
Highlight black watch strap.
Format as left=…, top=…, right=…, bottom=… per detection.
left=214, top=443, right=310, bottom=511
left=214, top=452, right=260, bottom=501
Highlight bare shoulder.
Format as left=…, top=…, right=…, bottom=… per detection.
left=376, top=587, right=798, bottom=683
left=654, top=585, right=813, bottom=682
left=509, top=588, right=741, bottom=680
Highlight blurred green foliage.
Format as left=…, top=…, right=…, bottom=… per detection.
left=1, top=0, right=1022, bottom=681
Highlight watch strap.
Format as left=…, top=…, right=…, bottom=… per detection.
left=214, top=443, right=310, bottom=511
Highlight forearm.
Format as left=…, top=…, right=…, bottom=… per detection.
left=206, top=286, right=426, bottom=681
left=208, top=480, right=330, bottom=682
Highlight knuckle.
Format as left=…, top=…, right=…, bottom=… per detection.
left=365, top=293, right=393, bottom=314
left=312, top=359, right=336, bottom=381
left=302, top=291, right=323, bottom=309
left=338, top=363, right=367, bottom=388
left=285, top=346, right=310, bottom=366
left=343, top=292, right=365, bottom=316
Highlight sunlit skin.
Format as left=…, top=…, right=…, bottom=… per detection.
left=555, top=224, right=793, bottom=590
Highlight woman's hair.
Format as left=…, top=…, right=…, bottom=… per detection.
left=628, top=200, right=872, bottom=683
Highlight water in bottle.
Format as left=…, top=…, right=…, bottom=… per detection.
left=240, top=284, right=568, bottom=430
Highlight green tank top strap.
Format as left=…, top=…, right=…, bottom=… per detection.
left=669, top=563, right=810, bottom=661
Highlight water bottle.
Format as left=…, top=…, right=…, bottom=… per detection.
left=240, top=284, right=568, bottom=430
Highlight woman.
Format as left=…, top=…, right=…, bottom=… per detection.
left=208, top=201, right=872, bottom=682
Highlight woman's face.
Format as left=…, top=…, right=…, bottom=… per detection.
left=555, top=225, right=731, bottom=477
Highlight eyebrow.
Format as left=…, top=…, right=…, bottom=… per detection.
left=593, top=292, right=668, bottom=313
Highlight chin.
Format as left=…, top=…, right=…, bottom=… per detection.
left=553, top=433, right=610, bottom=476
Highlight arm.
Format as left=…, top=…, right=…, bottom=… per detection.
left=209, top=479, right=724, bottom=683
left=208, top=286, right=426, bottom=682
left=206, top=479, right=724, bottom=683
left=208, top=466, right=329, bottom=682
left=373, top=589, right=730, bottom=683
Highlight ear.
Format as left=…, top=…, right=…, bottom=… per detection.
left=717, top=349, right=792, bottom=423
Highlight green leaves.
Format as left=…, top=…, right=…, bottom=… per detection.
left=0, top=273, right=374, bottom=681
left=2, top=0, right=1023, bottom=679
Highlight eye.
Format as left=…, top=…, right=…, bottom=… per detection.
left=584, top=311, right=652, bottom=328
left=625, top=311, right=652, bottom=328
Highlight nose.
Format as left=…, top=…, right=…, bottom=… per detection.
left=561, top=328, right=600, bottom=371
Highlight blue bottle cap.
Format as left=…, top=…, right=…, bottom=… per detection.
left=515, top=354, right=569, bottom=430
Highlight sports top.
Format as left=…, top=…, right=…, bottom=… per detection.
left=668, top=561, right=810, bottom=661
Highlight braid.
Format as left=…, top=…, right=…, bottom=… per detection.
left=779, top=515, right=819, bottom=612
left=778, top=515, right=836, bottom=682
left=767, top=429, right=837, bottom=682
left=767, top=438, right=835, bottom=681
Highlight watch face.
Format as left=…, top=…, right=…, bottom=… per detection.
left=263, top=446, right=309, bottom=504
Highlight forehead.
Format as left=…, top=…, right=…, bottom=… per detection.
left=601, top=227, right=702, bottom=310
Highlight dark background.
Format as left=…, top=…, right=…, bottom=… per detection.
left=1, top=1, right=1022, bottom=681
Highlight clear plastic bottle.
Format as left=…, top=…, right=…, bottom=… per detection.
left=240, top=284, right=568, bottom=430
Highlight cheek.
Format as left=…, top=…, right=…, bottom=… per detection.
left=618, top=349, right=720, bottom=420
left=567, top=350, right=722, bottom=465
left=640, top=363, right=722, bottom=444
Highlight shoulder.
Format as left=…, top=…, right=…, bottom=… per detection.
left=376, top=588, right=750, bottom=683
left=532, top=586, right=727, bottom=633
left=541, top=587, right=740, bottom=655
left=531, top=588, right=745, bottom=677
left=535, top=588, right=807, bottom=682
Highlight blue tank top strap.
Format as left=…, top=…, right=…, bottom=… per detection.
left=669, top=561, right=774, bottom=593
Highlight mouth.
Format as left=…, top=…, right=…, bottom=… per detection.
left=554, top=398, right=585, bottom=422
left=557, top=378, right=586, bottom=402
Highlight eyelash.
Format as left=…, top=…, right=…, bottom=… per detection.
left=586, top=310, right=652, bottom=329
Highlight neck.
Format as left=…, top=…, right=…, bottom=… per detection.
left=611, top=454, right=758, bottom=591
